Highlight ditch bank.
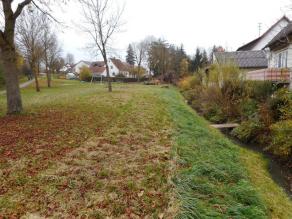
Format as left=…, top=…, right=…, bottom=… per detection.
left=221, top=128, right=292, bottom=198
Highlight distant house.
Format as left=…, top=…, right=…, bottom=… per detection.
left=73, top=58, right=132, bottom=78
left=213, top=50, right=268, bottom=71
left=73, top=61, right=92, bottom=74
left=60, top=64, right=73, bottom=73
left=237, top=16, right=290, bottom=51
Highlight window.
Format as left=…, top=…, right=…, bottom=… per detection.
left=111, top=66, right=113, bottom=69
left=277, top=51, right=288, bottom=68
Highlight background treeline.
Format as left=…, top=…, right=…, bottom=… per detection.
left=126, top=37, right=217, bottom=82
left=178, top=64, right=292, bottom=165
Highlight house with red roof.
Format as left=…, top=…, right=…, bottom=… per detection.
left=73, top=58, right=133, bottom=78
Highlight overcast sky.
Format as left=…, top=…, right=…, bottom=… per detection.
left=55, top=0, right=292, bottom=62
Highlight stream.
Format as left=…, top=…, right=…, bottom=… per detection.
left=221, top=129, right=292, bottom=198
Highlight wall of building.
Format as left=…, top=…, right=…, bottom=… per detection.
left=74, top=62, right=90, bottom=74
left=268, top=45, right=292, bottom=68
left=107, top=59, right=120, bottom=77
left=252, top=19, right=289, bottom=50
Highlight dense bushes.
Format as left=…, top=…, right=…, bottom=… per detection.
left=179, top=64, right=292, bottom=161
left=79, top=66, right=92, bottom=82
left=269, top=120, right=292, bottom=157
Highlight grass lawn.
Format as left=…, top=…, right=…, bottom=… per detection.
left=0, top=80, right=291, bottom=218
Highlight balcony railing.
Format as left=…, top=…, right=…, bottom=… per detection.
left=246, top=68, right=291, bottom=83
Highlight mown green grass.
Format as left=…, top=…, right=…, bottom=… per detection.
left=157, top=87, right=292, bottom=219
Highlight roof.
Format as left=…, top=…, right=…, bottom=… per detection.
left=237, top=16, right=290, bottom=51
left=73, top=60, right=92, bottom=67
left=91, top=61, right=105, bottom=67
left=214, top=50, right=268, bottom=68
left=74, top=58, right=131, bottom=72
left=265, top=22, right=292, bottom=48
left=110, top=58, right=130, bottom=71
left=90, top=65, right=105, bottom=74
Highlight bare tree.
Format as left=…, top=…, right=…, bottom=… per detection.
left=66, top=53, right=75, bottom=65
left=0, top=0, right=67, bottom=114
left=42, top=22, right=61, bottom=88
left=47, top=35, right=62, bottom=75
left=16, top=8, right=47, bottom=92
left=80, top=0, right=124, bottom=92
left=132, top=41, right=147, bottom=81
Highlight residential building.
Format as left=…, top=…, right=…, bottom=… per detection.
left=73, top=61, right=92, bottom=74
left=213, top=50, right=268, bottom=71
left=237, top=16, right=290, bottom=51
left=73, top=58, right=132, bottom=78
left=246, top=23, right=292, bottom=88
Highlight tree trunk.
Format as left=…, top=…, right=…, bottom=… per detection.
left=103, top=54, right=112, bottom=92
left=137, top=64, right=141, bottom=82
left=45, top=63, right=51, bottom=88
left=2, top=47, right=23, bottom=114
left=32, top=63, right=40, bottom=92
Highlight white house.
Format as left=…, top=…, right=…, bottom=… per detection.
left=74, top=58, right=132, bottom=78
left=73, top=61, right=92, bottom=74
left=265, top=23, right=292, bottom=69
left=60, top=64, right=73, bottom=73
left=245, top=23, right=292, bottom=89
left=237, top=16, right=290, bottom=51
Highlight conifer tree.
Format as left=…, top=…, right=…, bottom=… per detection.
left=126, top=44, right=136, bottom=65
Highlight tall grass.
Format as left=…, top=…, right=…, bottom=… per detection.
left=159, top=88, right=268, bottom=218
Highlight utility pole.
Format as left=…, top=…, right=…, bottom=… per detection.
left=258, top=23, right=262, bottom=36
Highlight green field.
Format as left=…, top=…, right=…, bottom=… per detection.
left=0, top=80, right=291, bottom=218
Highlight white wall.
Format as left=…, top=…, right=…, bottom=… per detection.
left=108, top=59, right=120, bottom=77
left=75, top=59, right=130, bottom=77
left=252, top=19, right=289, bottom=50
left=268, top=45, right=292, bottom=68
left=74, top=61, right=90, bottom=74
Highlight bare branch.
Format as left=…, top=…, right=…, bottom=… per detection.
left=14, top=0, right=32, bottom=19
left=79, top=0, right=124, bottom=92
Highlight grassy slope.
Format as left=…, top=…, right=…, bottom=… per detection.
left=0, top=81, right=291, bottom=218
left=240, top=148, right=292, bottom=219
left=157, top=87, right=292, bottom=219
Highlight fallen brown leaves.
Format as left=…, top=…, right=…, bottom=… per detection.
left=0, top=85, right=177, bottom=218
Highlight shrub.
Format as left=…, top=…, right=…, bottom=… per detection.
left=220, top=80, right=246, bottom=120
left=203, top=104, right=226, bottom=123
left=207, top=64, right=241, bottom=86
left=178, top=74, right=202, bottom=91
left=182, top=88, right=203, bottom=110
left=269, top=88, right=292, bottom=120
left=240, top=98, right=258, bottom=120
left=246, top=81, right=275, bottom=102
left=79, top=66, right=92, bottom=82
left=232, top=119, right=263, bottom=143
left=268, top=120, right=292, bottom=158
left=115, top=73, right=126, bottom=78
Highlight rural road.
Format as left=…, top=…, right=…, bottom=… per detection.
left=0, top=79, right=35, bottom=95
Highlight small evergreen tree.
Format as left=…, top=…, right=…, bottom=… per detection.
left=190, top=48, right=209, bottom=72
left=201, top=49, right=209, bottom=67
left=126, top=44, right=135, bottom=65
